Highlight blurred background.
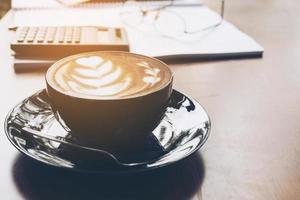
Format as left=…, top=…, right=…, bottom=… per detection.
left=0, top=0, right=10, bottom=18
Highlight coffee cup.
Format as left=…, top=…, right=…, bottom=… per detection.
left=45, top=51, right=173, bottom=154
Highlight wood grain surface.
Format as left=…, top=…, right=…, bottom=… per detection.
left=0, top=0, right=300, bottom=199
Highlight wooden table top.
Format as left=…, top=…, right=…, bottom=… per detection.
left=1, top=1, right=300, bottom=199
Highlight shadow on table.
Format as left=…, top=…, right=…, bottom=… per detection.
left=14, top=67, right=48, bottom=74
left=12, top=153, right=205, bottom=200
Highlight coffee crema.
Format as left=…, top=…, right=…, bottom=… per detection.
left=46, top=52, right=172, bottom=99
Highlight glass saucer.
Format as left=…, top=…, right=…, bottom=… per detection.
left=4, top=89, right=210, bottom=173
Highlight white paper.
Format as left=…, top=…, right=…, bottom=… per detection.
left=12, top=1, right=264, bottom=59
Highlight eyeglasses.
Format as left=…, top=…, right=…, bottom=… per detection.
left=120, top=0, right=225, bottom=39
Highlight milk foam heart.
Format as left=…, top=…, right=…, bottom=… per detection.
left=76, top=56, right=103, bottom=68
left=47, top=52, right=172, bottom=99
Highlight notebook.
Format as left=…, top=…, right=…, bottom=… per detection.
left=11, top=0, right=264, bottom=70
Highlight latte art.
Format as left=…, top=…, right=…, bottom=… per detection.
left=47, top=52, right=172, bottom=99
